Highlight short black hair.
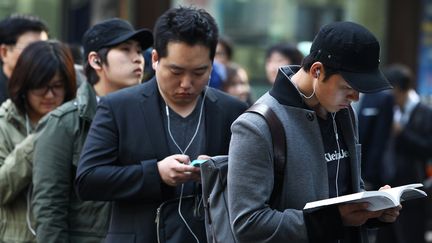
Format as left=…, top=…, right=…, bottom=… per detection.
left=153, top=6, right=219, bottom=61
left=383, top=64, right=413, bottom=91
left=265, top=43, right=303, bottom=65
left=0, top=14, right=49, bottom=45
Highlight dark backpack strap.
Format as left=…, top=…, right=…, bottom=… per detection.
left=246, top=103, right=286, bottom=204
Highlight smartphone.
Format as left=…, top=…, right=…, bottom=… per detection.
left=190, top=159, right=207, bottom=167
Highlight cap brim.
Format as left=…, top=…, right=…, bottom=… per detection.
left=340, top=68, right=392, bottom=93
left=104, top=28, right=153, bottom=50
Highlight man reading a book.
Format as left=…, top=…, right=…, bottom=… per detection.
left=227, top=21, right=402, bottom=243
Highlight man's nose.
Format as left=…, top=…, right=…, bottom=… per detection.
left=179, top=75, right=193, bottom=88
left=348, top=90, right=360, bottom=102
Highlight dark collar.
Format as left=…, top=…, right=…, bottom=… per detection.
left=269, top=65, right=311, bottom=110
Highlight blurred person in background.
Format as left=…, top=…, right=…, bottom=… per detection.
left=265, top=42, right=303, bottom=84
left=210, top=36, right=234, bottom=89
left=0, top=40, right=76, bottom=243
left=357, top=90, right=394, bottom=191
left=215, top=36, right=233, bottom=66
left=32, top=18, right=153, bottom=243
left=376, top=64, right=432, bottom=243
left=0, top=14, right=49, bottom=104
left=222, top=62, right=253, bottom=106
left=143, top=47, right=155, bottom=82
left=66, top=43, right=84, bottom=65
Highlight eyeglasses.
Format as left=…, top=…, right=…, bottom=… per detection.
left=30, top=83, right=65, bottom=97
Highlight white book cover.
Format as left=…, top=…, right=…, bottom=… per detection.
left=304, top=183, right=427, bottom=212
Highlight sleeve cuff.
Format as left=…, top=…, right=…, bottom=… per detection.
left=140, top=159, right=175, bottom=201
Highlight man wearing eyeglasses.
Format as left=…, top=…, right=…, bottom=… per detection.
left=0, top=14, right=49, bottom=105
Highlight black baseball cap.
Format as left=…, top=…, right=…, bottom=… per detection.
left=82, top=18, right=153, bottom=58
left=310, top=21, right=391, bottom=93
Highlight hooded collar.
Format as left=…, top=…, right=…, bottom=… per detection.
left=269, top=65, right=311, bottom=110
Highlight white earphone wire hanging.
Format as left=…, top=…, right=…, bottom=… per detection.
left=165, top=88, right=207, bottom=155
left=331, top=112, right=341, bottom=197
left=280, top=67, right=316, bottom=99
left=164, top=86, right=209, bottom=243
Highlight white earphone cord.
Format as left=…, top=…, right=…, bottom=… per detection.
left=165, top=87, right=209, bottom=243
left=280, top=67, right=316, bottom=99
left=331, top=112, right=341, bottom=197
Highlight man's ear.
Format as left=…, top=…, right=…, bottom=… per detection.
left=310, top=62, right=323, bottom=79
left=0, top=44, right=8, bottom=62
left=151, top=49, right=159, bottom=70
left=88, top=52, right=102, bottom=70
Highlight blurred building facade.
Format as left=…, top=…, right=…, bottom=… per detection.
left=0, top=0, right=429, bottom=100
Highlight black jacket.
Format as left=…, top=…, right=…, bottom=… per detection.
left=358, top=91, right=394, bottom=187
left=392, top=102, right=432, bottom=185
left=75, top=78, right=247, bottom=243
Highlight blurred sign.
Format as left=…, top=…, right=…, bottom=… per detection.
left=417, top=0, right=432, bottom=96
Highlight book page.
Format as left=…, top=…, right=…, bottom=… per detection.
left=304, top=183, right=427, bottom=212
left=303, top=191, right=397, bottom=211
left=379, top=183, right=426, bottom=203
left=400, top=188, right=427, bottom=202
left=352, top=193, right=396, bottom=211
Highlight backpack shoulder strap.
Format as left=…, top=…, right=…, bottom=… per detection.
left=246, top=103, right=286, bottom=203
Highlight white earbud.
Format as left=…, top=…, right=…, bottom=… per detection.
left=315, top=69, right=320, bottom=78
left=152, top=60, right=158, bottom=69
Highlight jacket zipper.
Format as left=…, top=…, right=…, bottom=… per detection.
left=155, top=206, right=161, bottom=243
left=154, top=195, right=198, bottom=243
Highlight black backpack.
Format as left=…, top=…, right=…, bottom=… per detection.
left=200, top=103, right=287, bottom=243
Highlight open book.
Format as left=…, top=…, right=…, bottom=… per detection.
left=304, top=183, right=427, bottom=212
